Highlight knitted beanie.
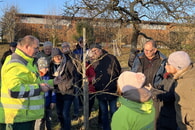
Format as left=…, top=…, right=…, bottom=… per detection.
left=168, top=51, right=191, bottom=70
left=89, top=43, right=102, bottom=49
left=117, top=71, right=146, bottom=93
left=10, top=42, right=17, bottom=47
left=51, top=48, right=62, bottom=57
left=37, top=57, right=49, bottom=69
left=43, top=41, right=53, bottom=47
left=118, top=71, right=152, bottom=103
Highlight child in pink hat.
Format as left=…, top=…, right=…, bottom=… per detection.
left=111, top=71, right=155, bottom=130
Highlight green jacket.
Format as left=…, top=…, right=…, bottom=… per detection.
left=0, top=48, right=53, bottom=124
left=111, top=97, right=155, bottom=130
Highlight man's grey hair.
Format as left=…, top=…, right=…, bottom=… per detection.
left=145, top=40, right=157, bottom=48
left=18, top=35, right=39, bottom=47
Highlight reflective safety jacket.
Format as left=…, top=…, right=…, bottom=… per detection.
left=0, top=48, right=53, bottom=124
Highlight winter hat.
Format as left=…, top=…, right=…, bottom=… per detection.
left=117, top=71, right=146, bottom=93
left=118, top=71, right=151, bottom=103
left=10, top=42, right=17, bottom=47
left=168, top=51, right=191, bottom=70
left=43, top=41, right=53, bottom=47
left=78, top=37, right=83, bottom=42
left=89, top=43, right=102, bottom=49
left=51, top=48, right=62, bottom=57
left=37, top=57, right=49, bottom=69
left=61, top=42, right=70, bottom=48
left=122, top=88, right=151, bottom=103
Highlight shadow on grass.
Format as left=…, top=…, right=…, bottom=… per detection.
left=51, top=98, right=102, bottom=130
left=51, top=109, right=102, bottom=130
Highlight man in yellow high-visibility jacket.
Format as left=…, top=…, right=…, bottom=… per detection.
left=0, top=35, right=58, bottom=130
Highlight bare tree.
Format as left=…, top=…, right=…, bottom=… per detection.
left=0, top=5, right=21, bottom=42
left=62, top=1, right=195, bottom=129
left=63, top=0, right=195, bottom=51
left=43, top=15, right=62, bottom=46
left=156, top=23, right=195, bottom=50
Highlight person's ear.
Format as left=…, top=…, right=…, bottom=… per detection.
left=153, top=48, right=157, bottom=53
left=25, top=44, right=31, bottom=49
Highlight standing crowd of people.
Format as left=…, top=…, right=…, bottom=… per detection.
left=0, top=35, right=194, bottom=130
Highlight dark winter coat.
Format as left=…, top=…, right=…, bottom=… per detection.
left=49, top=56, right=78, bottom=95
left=92, top=50, right=121, bottom=100
left=151, top=73, right=178, bottom=130
left=1, top=49, right=12, bottom=65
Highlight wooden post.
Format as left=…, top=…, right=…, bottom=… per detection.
left=82, top=27, right=89, bottom=130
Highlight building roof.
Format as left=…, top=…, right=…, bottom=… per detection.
left=16, top=13, right=172, bottom=26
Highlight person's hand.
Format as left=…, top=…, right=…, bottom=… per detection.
left=39, top=83, right=53, bottom=92
left=53, top=71, right=60, bottom=77
left=54, top=76, right=63, bottom=85
left=144, top=83, right=152, bottom=91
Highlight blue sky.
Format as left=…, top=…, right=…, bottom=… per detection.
left=0, top=0, right=66, bottom=16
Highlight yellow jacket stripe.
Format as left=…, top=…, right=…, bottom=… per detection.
left=0, top=103, right=44, bottom=110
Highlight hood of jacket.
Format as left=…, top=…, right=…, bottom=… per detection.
left=119, top=96, right=154, bottom=114
left=173, top=63, right=194, bottom=80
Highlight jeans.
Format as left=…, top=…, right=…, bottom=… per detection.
left=73, top=95, right=79, bottom=118
left=56, top=93, right=74, bottom=130
left=73, top=87, right=83, bottom=118
left=98, top=98, right=117, bottom=130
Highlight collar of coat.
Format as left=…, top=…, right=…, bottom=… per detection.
left=173, top=63, right=193, bottom=79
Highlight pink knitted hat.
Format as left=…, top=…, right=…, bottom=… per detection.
left=117, top=71, right=146, bottom=93
left=168, top=51, right=191, bottom=70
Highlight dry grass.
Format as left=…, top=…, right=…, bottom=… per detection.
left=0, top=44, right=9, bottom=58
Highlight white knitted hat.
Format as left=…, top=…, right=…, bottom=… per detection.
left=37, top=57, right=49, bottom=69
left=117, top=71, right=146, bottom=93
left=168, top=51, right=191, bottom=70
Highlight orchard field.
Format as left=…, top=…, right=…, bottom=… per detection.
left=0, top=43, right=195, bottom=130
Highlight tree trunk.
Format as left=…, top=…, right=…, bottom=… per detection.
left=130, top=23, right=140, bottom=52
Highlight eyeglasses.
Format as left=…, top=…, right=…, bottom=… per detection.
left=144, top=49, right=154, bottom=53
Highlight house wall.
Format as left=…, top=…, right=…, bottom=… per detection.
left=15, top=13, right=195, bottom=48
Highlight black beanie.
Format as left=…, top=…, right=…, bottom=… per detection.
left=10, top=42, right=17, bottom=47
left=89, top=43, right=102, bottom=49
left=51, top=48, right=62, bottom=57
